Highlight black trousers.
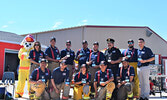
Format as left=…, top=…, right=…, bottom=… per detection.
left=108, top=64, right=119, bottom=100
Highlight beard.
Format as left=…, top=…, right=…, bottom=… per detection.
left=128, top=46, right=134, bottom=48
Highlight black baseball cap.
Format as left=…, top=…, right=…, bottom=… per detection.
left=93, top=42, right=99, bottom=46
left=106, top=38, right=115, bottom=43
left=128, top=39, right=134, bottom=43
left=50, top=37, right=56, bottom=42
left=122, top=57, right=129, bottom=62
left=81, top=64, right=86, bottom=68
left=60, top=60, right=67, bottom=65
left=82, top=40, right=88, bottom=44
left=66, top=40, right=71, bottom=44
left=39, top=58, right=47, bottom=63
left=100, top=61, right=107, bottom=65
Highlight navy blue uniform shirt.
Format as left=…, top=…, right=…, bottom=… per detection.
left=94, top=69, right=113, bottom=86
left=87, top=51, right=105, bottom=67
left=74, top=72, right=91, bottom=85
left=104, top=47, right=123, bottom=66
left=30, top=67, right=51, bottom=83
left=60, top=49, right=75, bottom=65
left=45, top=46, right=60, bottom=60
left=117, top=66, right=135, bottom=81
left=76, top=48, right=92, bottom=65
left=51, top=67, right=70, bottom=84
left=137, top=46, right=154, bottom=67
left=29, top=49, right=45, bottom=64
left=122, top=48, right=138, bottom=62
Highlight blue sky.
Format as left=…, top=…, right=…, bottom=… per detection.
left=0, top=0, right=167, bottom=40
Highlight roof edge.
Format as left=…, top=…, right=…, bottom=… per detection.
left=21, top=25, right=149, bottom=36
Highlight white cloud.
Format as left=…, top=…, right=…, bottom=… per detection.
left=82, top=20, right=88, bottom=23
left=52, top=22, right=62, bottom=28
left=2, top=25, right=8, bottom=28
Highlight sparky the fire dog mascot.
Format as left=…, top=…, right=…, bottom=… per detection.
left=15, top=35, right=35, bottom=98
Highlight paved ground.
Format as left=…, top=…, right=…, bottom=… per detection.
left=1, top=81, right=167, bottom=100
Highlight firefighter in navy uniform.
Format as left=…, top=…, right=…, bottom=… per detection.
left=137, top=38, right=155, bottom=100
left=73, top=64, right=91, bottom=100
left=45, top=37, right=60, bottom=72
left=117, top=57, right=135, bottom=100
left=29, top=41, right=45, bottom=75
left=104, top=38, right=122, bottom=100
left=122, top=39, right=139, bottom=99
left=29, top=58, right=51, bottom=100
left=86, top=42, right=105, bottom=98
left=60, top=40, right=75, bottom=81
left=94, top=61, right=115, bottom=100
left=75, top=40, right=92, bottom=71
left=50, top=60, right=71, bottom=100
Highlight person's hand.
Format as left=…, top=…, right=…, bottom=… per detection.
left=121, top=81, right=126, bottom=85
left=53, top=59, right=59, bottom=63
left=125, top=56, right=129, bottom=59
left=86, top=61, right=92, bottom=65
left=117, top=83, right=121, bottom=88
left=110, top=60, right=116, bottom=64
left=95, top=92, right=98, bottom=98
left=78, top=55, right=82, bottom=58
left=55, top=89, right=60, bottom=94
left=37, top=80, right=43, bottom=84
left=139, top=60, right=146, bottom=63
left=100, top=82, right=106, bottom=86
left=94, top=65, right=99, bottom=69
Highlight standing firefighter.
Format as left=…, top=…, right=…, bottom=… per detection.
left=73, top=64, right=91, bottom=100
left=122, top=39, right=139, bottom=98
left=29, top=41, right=45, bottom=75
left=117, top=58, right=135, bottom=100
left=45, top=37, right=60, bottom=72
left=15, top=35, right=35, bottom=98
left=137, top=38, right=155, bottom=100
left=29, top=58, right=51, bottom=100
left=86, top=42, right=105, bottom=98
left=60, top=40, right=75, bottom=81
left=104, top=38, right=122, bottom=100
left=94, top=61, right=115, bottom=100
left=75, top=40, right=92, bottom=71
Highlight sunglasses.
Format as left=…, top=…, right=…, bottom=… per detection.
left=128, top=42, right=133, bottom=45
left=66, top=44, right=71, bottom=46
left=35, top=44, right=40, bottom=46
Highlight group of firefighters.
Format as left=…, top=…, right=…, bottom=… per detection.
left=15, top=37, right=155, bottom=100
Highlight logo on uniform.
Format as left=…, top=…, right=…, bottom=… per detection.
left=112, top=50, right=116, bottom=53
left=46, top=73, right=48, bottom=75
left=141, top=51, right=145, bottom=54
left=63, top=73, right=66, bottom=76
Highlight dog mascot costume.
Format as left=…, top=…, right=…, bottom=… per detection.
left=15, top=35, right=35, bottom=98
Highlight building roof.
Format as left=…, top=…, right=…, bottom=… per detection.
left=0, top=31, right=24, bottom=44
left=21, top=25, right=167, bottom=43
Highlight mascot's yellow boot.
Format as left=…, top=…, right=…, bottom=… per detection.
left=15, top=35, right=35, bottom=98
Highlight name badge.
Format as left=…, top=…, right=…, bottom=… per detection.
left=45, top=73, right=48, bottom=75
left=92, top=64, right=96, bottom=67
left=82, top=79, right=86, bottom=84
left=100, top=78, right=104, bottom=84
left=108, top=59, right=111, bottom=62
left=138, top=58, right=142, bottom=61
left=57, top=55, right=60, bottom=60
left=127, top=55, right=131, bottom=58
left=65, top=82, right=70, bottom=85
left=79, top=53, right=83, bottom=56
left=67, top=54, right=70, bottom=57
left=63, top=73, right=66, bottom=76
